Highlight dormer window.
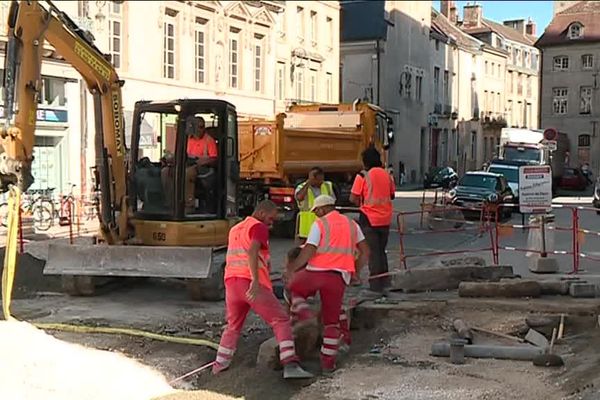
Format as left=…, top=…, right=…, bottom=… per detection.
left=568, top=22, right=583, bottom=39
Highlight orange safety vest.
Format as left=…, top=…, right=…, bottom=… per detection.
left=360, top=167, right=393, bottom=227
left=307, top=211, right=358, bottom=273
left=224, top=216, right=272, bottom=289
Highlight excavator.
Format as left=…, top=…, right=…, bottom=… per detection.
left=0, top=0, right=240, bottom=300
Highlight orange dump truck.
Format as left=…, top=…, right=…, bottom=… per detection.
left=238, top=102, right=394, bottom=236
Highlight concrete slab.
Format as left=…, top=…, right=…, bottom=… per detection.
left=570, top=283, right=597, bottom=299
left=530, top=257, right=559, bottom=274
left=525, top=329, right=549, bottom=348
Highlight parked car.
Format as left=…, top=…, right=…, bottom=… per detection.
left=592, top=177, right=600, bottom=214
left=559, top=167, right=587, bottom=191
left=486, top=159, right=527, bottom=203
left=447, top=171, right=514, bottom=219
left=423, top=166, right=458, bottom=189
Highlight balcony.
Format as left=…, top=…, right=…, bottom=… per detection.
left=481, top=111, right=507, bottom=127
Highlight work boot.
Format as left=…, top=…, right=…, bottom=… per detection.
left=283, top=362, right=314, bottom=379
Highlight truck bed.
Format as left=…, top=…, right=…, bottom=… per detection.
left=239, top=109, right=370, bottom=181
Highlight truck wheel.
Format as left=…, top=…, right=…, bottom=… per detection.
left=186, top=262, right=225, bottom=301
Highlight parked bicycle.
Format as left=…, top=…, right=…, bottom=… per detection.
left=0, top=188, right=56, bottom=231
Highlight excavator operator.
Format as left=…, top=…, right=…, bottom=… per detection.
left=161, top=116, right=218, bottom=213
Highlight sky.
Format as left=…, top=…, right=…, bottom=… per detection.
left=434, top=1, right=554, bottom=34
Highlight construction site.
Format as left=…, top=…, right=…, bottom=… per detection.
left=2, top=1, right=600, bottom=399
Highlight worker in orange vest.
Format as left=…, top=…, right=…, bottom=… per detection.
left=213, top=200, right=313, bottom=379
left=350, top=146, right=395, bottom=293
left=287, top=195, right=369, bottom=374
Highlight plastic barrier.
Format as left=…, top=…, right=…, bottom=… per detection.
left=397, top=202, right=497, bottom=270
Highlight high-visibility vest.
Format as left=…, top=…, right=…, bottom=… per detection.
left=359, top=167, right=393, bottom=227
left=296, top=181, right=333, bottom=238
left=224, top=216, right=272, bottom=289
left=307, top=211, right=358, bottom=273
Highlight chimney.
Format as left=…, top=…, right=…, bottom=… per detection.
left=526, top=18, right=536, bottom=36
left=463, top=3, right=482, bottom=28
left=441, top=1, right=458, bottom=24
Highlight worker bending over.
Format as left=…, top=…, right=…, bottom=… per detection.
left=295, top=167, right=335, bottom=243
left=213, top=200, right=312, bottom=379
left=287, top=195, right=369, bottom=374
left=350, top=147, right=395, bottom=293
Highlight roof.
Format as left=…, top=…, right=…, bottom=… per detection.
left=536, top=1, right=600, bottom=47
left=340, top=0, right=388, bottom=42
left=462, top=18, right=536, bottom=46
left=431, top=9, right=482, bottom=52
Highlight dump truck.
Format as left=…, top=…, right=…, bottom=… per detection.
left=237, top=102, right=394, bottom=237
left=500, top=127, right=570, bottom=192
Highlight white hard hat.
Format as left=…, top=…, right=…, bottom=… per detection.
left=311, top=194, right=336, bottom=212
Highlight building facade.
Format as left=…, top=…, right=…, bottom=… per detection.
left=536, top=1, right=600, bottom=171
left=52, top=0, right=340, bottom=191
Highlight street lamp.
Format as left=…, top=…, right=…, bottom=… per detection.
left=94, top=0, right=106, bottom=32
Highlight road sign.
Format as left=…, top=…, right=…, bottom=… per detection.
left=543, top=128, right=558, bottom=141
left=519, top=165, right=552, bottom=214
left=542, top=140, right=557, bottom=151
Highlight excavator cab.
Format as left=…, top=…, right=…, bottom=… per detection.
left=129, top=99, right=239, bottom=228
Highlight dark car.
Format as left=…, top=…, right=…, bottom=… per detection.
left=448, top=171, right=514, bottom=219
left=559, top=167, right=587, bottom=191
left=424, top=167, right=458, bottom=189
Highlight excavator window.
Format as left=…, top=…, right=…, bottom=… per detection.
left=130, top=100, right=238, bottom=222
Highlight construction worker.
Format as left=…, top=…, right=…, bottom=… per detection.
left=287, top=195, right=369, bottom=374
left=350, top=146, right=395, bottom=293
left=295, top=167, right=335, bottom=243
left=213, top=200, right=313, bottom=379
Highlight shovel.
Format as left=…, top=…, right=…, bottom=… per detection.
left=532, top=328, right=564, bottom=367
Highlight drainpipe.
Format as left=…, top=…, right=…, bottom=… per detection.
left=376, top=39, right=381, bottom=106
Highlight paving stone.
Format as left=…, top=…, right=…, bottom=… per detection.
left=569, top=283, right=597, bottom=299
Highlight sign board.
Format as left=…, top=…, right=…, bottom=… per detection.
left=542, top=140, right=557, bottom=151
left=519, top=165, right=553, bottom=214
left=543, top=128, right=558, bottom=141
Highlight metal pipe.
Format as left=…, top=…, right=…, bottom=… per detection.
left=431, top=342, right=543, bottom=361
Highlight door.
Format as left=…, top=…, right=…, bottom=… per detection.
left=430, top=129, right=440, bottom=168
left=225, top=108, right=239, bottom=219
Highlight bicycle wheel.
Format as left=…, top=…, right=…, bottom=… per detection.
left=0, top=202, right=8, bottom=228
left=32, top=205, right=53, bottom=231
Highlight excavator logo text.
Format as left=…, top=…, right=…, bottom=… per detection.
left=74, top=42, right=111, bottom=81
left=112, top=92, right=124, bottom=157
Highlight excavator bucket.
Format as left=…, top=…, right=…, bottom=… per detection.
left=43, top=243, right=223, bottom=279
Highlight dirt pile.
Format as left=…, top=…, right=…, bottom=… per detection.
left=0, top=320, right=175, bottom=400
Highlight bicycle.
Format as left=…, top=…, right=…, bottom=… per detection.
left=0, top=188, right=56, bottom=231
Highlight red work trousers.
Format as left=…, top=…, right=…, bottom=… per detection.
left=213, top=277, right=299, bottom=374
left=288, top=269, right=347, bottom=370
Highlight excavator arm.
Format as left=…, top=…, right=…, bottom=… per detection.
left=1, top=0, right=129, bottom=244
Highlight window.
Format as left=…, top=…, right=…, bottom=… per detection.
left=229, top=29, right=240, bottom=88
left=309, top=69, right=317, bottom=101
left=443, top=70, right=449, bottom=105
left=108, top=2, right=122, bottom=69
left=582, top=54, right=594, bottom=70
left=514, top=48, right=521, bottom=65
left=497, top=93, right=501, bottom=113
left=526, top=75, right=532, bottom=97
left=325, top=72, right=332, bottom=103
left=485, top=61, right=489, bottom=75
left=484, top=90, right=489, bottom=111
left=326, top=17, right=334, bottom=49
left=580, top=86, right=592, bottom=114
left=310, top=11, right=317, bottom=44
left=532, top=53, right=539, bottom=70
left=552, top=88, right=568, bottom=115
left=296, top=7, right=304, bottom=40
left=435, top=40, right=440, bottom=51
left=517, top=73, right=523, bottom=95
left=579, top=134, right=591, bottom=147
left=471, top=131, right=477, bottom=160
left=433, top=67, right=440, bottom=103
left=523, top=51, right=529, bottom=68
left=254, top=35, right=263, bottom=92
left=568, top=23, right=583, bottom=39
left=276, top=62, right=285, bottom=101
left=295, top=69, right=304, bottom=100
left=162, top=11, right=176, bottom=79
left=194, top=21, right=206, bottom=83
left=553, top=56, right=569, bottom=71
left=415, top=75, right=422, bottom=102
left=508, top=72, right=513, bottom=94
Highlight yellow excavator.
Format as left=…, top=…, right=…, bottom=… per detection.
left=1, top=0, right=240, bottom=300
